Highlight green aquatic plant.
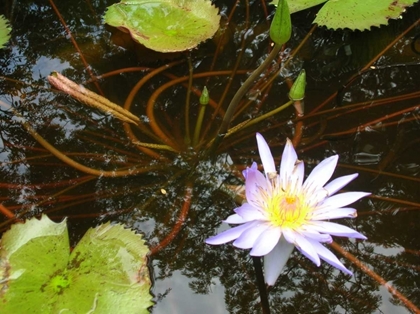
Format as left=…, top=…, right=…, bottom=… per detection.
left=104, top=0, right=221, bottom=52
left=209, top=0, right=293, bottom=154
left=0, top=215, right=152, bottom=314
left=270, top=0, right=419, bottom=30
left=0, top=15, right=11, bottom=49
left=1, top=0, right=420, bottom=313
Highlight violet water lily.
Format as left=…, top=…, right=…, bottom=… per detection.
left=206, top=133, right=369, bottom=286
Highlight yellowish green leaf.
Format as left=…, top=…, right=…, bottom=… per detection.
left=104, top=0, right=220, bottom=52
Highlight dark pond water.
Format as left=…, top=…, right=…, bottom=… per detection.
left=1, top=1, right=420, bottom=313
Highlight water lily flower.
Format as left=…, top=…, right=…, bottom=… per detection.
left=206, top=133, right=369, bottom=286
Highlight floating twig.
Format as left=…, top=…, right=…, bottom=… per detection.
left=48, top=72, right=140, bottom=125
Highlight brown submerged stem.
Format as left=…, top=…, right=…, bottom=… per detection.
left=1, top=100, right=163, bottom=177
left=0, top=203, right=15, bottom=219
left=321, top=103, right=420, bottom=139
left=311, top=18, right=420, bottom=114
left=145, top=70, right=248, bottom=149
left=149, top=183, right=193, bottom=255
left=330, top=241, right=420, bottom=314
left=0, top=175, right=96, bottom=230
left=48, top=73, right=176, bottom=155
left=123, top=59, right=185, bottom=153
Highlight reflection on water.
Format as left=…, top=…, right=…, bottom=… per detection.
left=0, top=0, right=420, bottom=313
left=153, top=270, right=226, bottom=314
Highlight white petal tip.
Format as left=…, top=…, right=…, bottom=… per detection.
left=205, top=238, right=220, bottom=245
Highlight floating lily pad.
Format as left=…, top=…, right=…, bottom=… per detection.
left=270, top=0, right=419, bottom=30
left=0, top=215, right=152, bottom=314
left=270, top=0, right=327, bottom=14
left=0, top=15, right=11, bottom=48
left=104, top=0, right=220, bottom=52
left=314, top=0, right=419, bottom=30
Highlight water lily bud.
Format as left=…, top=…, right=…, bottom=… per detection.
left=199, top=86, right=209, bottom=105
left=289, top=69, right=306, bottom=101
left=269, top=0, right=291, bottom=46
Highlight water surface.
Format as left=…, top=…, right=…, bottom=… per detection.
left=1, top=1, right=419, bottom=313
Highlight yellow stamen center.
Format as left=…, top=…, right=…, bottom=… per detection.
left=265, top=189, right=310, bottom=229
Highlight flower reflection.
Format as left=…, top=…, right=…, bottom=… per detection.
left=206, top=133, right=369, bottom=285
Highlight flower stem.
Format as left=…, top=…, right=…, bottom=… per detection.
left=193, top=102, right=207, bottom=146
left=208, top=44, right=282, bottom=155
left=252, top=256, right=271, bottom=314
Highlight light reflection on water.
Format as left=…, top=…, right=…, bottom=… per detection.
left=153, top=270, right=227, bottom=314
left=0, top=1, right=419, bottom=313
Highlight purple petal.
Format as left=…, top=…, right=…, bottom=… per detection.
left=323, top=173, right=358, bottom=196
left=235, top=203, right=266, bottom=222
left=319, top=192, right=370, bottom=210
left=233, top=222, right=270, bottom=249
left=282, top=228, right=297, bottom=244
left=304, top=188, right=329, bottom=208
left=294, top=233, right=321, bottom=266
left=249, top=227, right=281, bottom=256
left=243, top=162, right=258, bottom=180
left=292, top=160, right=305, bottom=190
left=307, top=221, right=367, bottom=239
left=308, top=239, right=352, bottom=275
left=300, top=230, right=332, bottom=243
left=205, top=221, right=257, bottom=245
left=279, top=139, right=298, bottom=187
left=264, top=236, right=294, bottom=286
left=223, top=214, right=246, bottom=224
left=303, top=155, right=338, bottom=192
left=310, top=207, right=357, bottom=221
left=256, top=133, right=276, bottom=174
left=245, top=169, right=270, bottom=208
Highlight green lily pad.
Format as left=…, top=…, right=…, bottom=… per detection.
left=270, top=0, right=419, bottom=30
left=104, top=0, right=220, bottom=52
left=0, top=15, right=11, bottom=49
left=270, top=0, right=327, bottom=14
left=314, top=0, right=419, bottom=30
left=0, top=215, right=153, bottom=314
